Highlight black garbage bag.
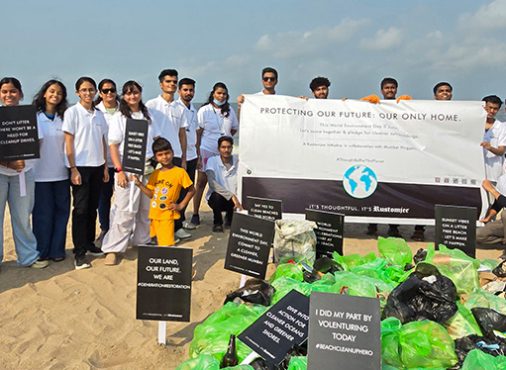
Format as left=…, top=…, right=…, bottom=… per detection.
left=454, top=334, right=506, bottom=364
left=313, top=256, right=343, bottom=274
left=472, top=307, right=506, bottom=339
left=382, top=263, right=458, bottom=323
left=413, top=248, right=428, bottom=264
left=224, top=279, right=275, bottom=306
left=250, top=358, right=276, bottom=370
left=493, top=260, right=506, bottom=278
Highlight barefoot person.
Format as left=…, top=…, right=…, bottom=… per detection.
left=0, top=77, right=47, bottom=268
left=189, top=82, right=238, bottom=227
left=63, top=77, right=109, bottom=269
left=32, top=80, right=70, bottom=262
left=132, top=137, right=195, bottom=246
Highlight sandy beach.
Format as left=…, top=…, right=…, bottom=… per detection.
left=0, top=206, right=502, bottom=370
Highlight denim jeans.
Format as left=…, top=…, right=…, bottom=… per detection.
left=0, top=169, right=39, bottom=266
left=33, top=180, right=70, bottom=260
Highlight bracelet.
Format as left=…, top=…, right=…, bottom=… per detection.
left=115, top=166, right=123, bottom=173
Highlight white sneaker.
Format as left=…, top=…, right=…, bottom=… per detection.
left=30, top=259, right=49, bottom=269
left=183, top=221, right=197, bottom=230
left=175, top=228, right=192, bottom=239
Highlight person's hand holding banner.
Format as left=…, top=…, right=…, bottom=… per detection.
left=7, top=160, right=25, bottom=172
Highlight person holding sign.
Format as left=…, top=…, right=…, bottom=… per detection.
left=63, top=77, right=109, bottom=270
left=0, top=77, right=47, bottom=268
left=132, top=137, right=195, bottom=246
left=101, top=81, right=162, bottom=265
left=477, top=177, right=506, bottom=257
left=205, top=136, right=242, bottom=232
left=481, top=95, right=506, bottom=182
left=189, top=82, right=238, bottom=228
left=94, top=79, right=120, bottom=245
left=32, top=80, right=70, bottom=262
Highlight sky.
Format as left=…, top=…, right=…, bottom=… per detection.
left=2, top=0, right=506, bottom=103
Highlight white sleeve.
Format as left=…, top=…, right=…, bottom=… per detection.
left=229, top=108, right=239, bottom=130
left=499, top=124, right=506, bottom=147
left=36, top=116, right=45, bottom=140
left=177, top=105, right=189, bottom=129
left=108, top=114, right=124, bottom=145
left=61, top=108, right=75, bottom=135
left=197, top=107, right=206, bottom=129
left=145, top=98, right=156, bottom=110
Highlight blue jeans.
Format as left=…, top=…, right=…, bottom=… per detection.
left=98, top=167, right=115, bottom=232
left=33, top=180, right=70, bottom=260
left=0, top=170, right=39, bottom=266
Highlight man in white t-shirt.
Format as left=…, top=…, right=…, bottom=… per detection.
left=237, top=66, right=278, bottom=115
left=481, top=95, right=506, bottom=182
left=146, top=69, right=190, bottom=240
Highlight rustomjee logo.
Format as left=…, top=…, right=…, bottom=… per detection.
left=342, top=165, right=378, bottom=199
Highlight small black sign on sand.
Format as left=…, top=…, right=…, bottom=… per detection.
left=246, top=196, right=283, bottom=222
left=123, top=118, right=148, bottom=175
left=305, top=209, right=344, bottom=258
left=136, top=246, right=192, bottom=322
left=435, top=204, right=477, bottom=258
left=0, top=105, right=39, bottom=160
left=239, top=290, right=310, bottom=366
left=224, top=213, right=274, bottom=279
left=308, top=292, right=381, bottom=370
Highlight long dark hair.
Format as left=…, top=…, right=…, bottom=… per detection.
left=205, top=82, right=230, bottom=117
left=0, top=77, right=24, bottom=99
left=33, top=80, right=68, bottom=118
left=94, top=78, right=118, bottom=105
left=119, top=80, right=150, bottom=121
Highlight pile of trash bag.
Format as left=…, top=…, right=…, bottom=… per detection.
left=178, top=234, right=506, bottom=369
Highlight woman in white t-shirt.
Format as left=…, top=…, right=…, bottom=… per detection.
left=63, top=77, right=109, bottom=270
left=189, top=82, right=238, bottom=227
left=32, top=80, right=70, bottom=262
left=95, top=79, right=120, bottom=244
left=0, top=77, right=46, bottom=268
left=101, top=80, right=161, bottom=266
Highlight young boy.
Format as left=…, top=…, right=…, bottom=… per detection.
left=132, top=137, right=195, bottom=246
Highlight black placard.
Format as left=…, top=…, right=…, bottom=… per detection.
left=435, top=204, right=477, bottom=257
left=239, top=290, right=309, bottom=366
left=308, top=292, right=381, bottom=370
left=305, top=209, right=344, bottom=258
left=224, top=213, right=274, bottom=279
left=136, top=246, right=192, bottom=321
left=122, top=118, right=148, bottom=175
left=246, top=196, right=283, bottom=221
left=0, top=105, right=39, bottom=160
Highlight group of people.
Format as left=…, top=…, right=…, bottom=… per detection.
left=0, top=70, right=243, bottom=270
left=1, top=66, right=505, bottom=271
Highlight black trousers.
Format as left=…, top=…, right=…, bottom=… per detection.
left=71, top=165, right=103, bottom=256
left=174, top=158, right=197, bottom=230
left=208, top=192, right=234, bottom=225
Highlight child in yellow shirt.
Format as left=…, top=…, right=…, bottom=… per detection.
left=132, top=138, right=195, bottom=246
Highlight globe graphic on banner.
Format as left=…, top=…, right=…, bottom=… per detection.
left=343, top=165, right=378, bottom=199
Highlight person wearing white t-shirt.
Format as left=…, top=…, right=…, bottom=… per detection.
left=0, top=77, right=47, bottom=269
left=176, top=78, right=199, bottom=231
left=32, top=80, right=70, bottom=263
left=63, top=77, right=109, bottom=270
left=95, top=79, right=120, bottom=244
left=205, top=136, right=243, bottom=232
left=189, top=82, right=239, bottom=227
left=237, top=66, right=278, bottom=116
left=101, top=80, right=162, bottom=266
left=481, top=95, right=506, bottom=182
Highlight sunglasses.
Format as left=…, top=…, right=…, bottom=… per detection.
left=101, top=88, right=116, bottom=94
left=263, top=77, right=276, bottom=82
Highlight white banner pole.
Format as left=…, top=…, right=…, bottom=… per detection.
left=157, top=321, right=167, bottom=345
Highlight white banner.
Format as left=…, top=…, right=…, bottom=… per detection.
left=238, top=95, right=487, bottom=224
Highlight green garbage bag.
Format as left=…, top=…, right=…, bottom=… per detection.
left=190, top=302, right=266, bottom=362
left=378, top=236, right=412, bottom=267
left=425, top=245, right=480, bottom=295
left=271, top=277, right=312, bottom=304
left=398, top=320, right=458, bottom=368
left=464, top=289, right=506, bottom=316
left=308, top=273, right=336, bottom=293
left=287, top=356, right=307, bottom=370
left=269, top=263, right=304, bottom=283
left=461, top=349, right=506, bottom=370
left=222, top=366, right=255, bottom=370
left=333, top=251, right=378, bottom=270
left=444, top=302, right=483, bottom=339
left=350, top=258, right=409, bottom=287
left=176, top=354, right=220, bottom=370
left=381, top=317, right=403, bottom=368
left=332, top=271, right=381, bottom=298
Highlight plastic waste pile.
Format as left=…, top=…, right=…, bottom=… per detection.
left=177, top=234, right=506, bottom=369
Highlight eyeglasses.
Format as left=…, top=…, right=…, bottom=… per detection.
left=263, top=77, right=276, bottom=82
left=101, top=88, right=116, bottom=94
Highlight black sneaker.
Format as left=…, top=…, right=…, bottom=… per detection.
left=366, top=224, right=378, bottom=236
left=86, top=244, right=104, bottom=256
left=387, top=226, right=402, bottom=238
left=411, top=229, right=425, bottom=242
left=190, top=214, right=200, bottom=226
left=74, top=255, right=91, bottom=270
left=212, top=224, right=224, bottom=232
